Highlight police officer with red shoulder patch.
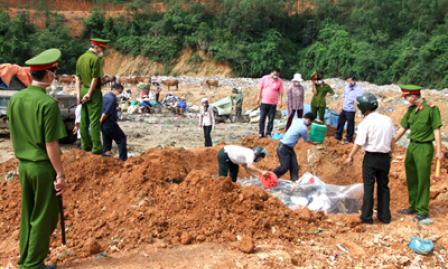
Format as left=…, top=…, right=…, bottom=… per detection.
left=394, top=84, right=444, bottom=221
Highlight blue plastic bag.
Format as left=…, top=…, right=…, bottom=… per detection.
left=408, top=237, right=434, bottom=255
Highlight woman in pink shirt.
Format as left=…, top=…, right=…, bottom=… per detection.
left=286, top=73, right=305, bottom=131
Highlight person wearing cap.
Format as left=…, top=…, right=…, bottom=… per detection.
left=199, top=98, right=215, bottom=147
left=232, top=88, right=244, bottom=122
left=310, top=71, right=335, bottom=122
left=286, top=73, right=305, bottom=131
left=140, top=94, right=154, bottom=113
left=218, top=146, right=269, bottom=182
left=8, top=49, right=67, bottom=269
left=256, top=67, right=284, bottom=139
left=394, top=84, right=443, bottom=221
left=333, top=74, right=364, bottom=145
left=176, top=96, right=187, bottom=115
left=101, top=83, right=128, bottom=161
left=345, top=93, right=395, bottom=224
left=75, top=38, right=110, bottom=156
left=273, top=113, right=318, bottom=181
left=153, top=82, right=162, bottom=103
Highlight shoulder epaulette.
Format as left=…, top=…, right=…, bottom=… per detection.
left=426, top=103, right=435, bottom=108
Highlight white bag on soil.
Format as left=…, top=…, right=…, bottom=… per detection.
left=238, top=172, right=363, bottom=214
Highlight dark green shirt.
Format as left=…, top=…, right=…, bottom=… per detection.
left=400, top=99, right=442, bottom=142
left=7, top=85, right=67, bottom=162
left=311, top=84, right=334, bottom=107
left=233, top=94, right=244, bottom=107
left=76, top=50, right=103, bottom=89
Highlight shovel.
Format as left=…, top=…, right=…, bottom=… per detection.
left=58, top=195, right=66, bottom=246
left=432, top=159, right=442, bottom=181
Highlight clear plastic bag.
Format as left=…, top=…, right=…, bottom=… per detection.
left=238, top=172, right=363, bottom=214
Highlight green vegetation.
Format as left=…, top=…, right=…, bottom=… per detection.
left=0, top=8, right=85, bottom=74
left=1, top=0, right=448, bottom=88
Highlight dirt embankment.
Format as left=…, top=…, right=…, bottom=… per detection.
left=1, top=136, right=448, bottom=267
left=103, top=48, right=236, bottom=78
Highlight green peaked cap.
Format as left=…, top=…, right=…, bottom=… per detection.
left=25, top=48, right=61, bottom=67
left=309, top=71, right=317, bottom=80
left=91, top=38, right=110, bottom=43
left=398, top=84, right=423, bottom=91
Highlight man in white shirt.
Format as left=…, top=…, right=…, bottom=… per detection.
left=218, top=145, right=269, bottom=182
left=345, top=93, right=395, bottom=224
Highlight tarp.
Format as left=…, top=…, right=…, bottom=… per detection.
left=238, top=172, right=363, bottom=214
left=0, top=64, right=32, bottom=89
left=282, top=104, right=340, bottom=128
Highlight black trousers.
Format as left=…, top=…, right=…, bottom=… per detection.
left=203, top=125, right=212, bottom=147
left=273, top=143, right=299, bottom=181
left=361, top=152, right=391, bottom=223
left=102, top=121, right=128, bottom=161
left=286, top=109, right=303, bottom=131
left=335, top=110, right=356, bottom=142
left=259, top=103, right=277, bottom=136
left=218, top=148, right=239, bottom=182
left=235, top=107, right=242, bottom=122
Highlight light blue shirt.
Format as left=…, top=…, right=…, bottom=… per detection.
left=342, top=84, right=364, bottom=112
left=280, top=119, right=310, bottom=147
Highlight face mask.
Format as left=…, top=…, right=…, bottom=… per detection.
left=96, top=51, right=104, bottom=58
left=254, top=157, right=261, bottom=163
left=305, top=122, right=311, bottom=127
left=316, top=80, right=323, bottom=85
left=294, top=82, right=300, bottom=86
left=349, top=82, right=355, bottom=87
left=272, top=75, right=279, bottom=80
left=116, top=94, right=123, bottom=98
left=403, top=100, right=412, bottom=106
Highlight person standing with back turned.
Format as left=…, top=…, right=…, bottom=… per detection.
left=394, top=85, right=444, bottom=221
left=345, top=93, right=395, bottom=224
left=256, top=68, right=284, bottom=139
left=76, top=38, right=110, bottom=156
left=8, top=49, right=67, bottom=269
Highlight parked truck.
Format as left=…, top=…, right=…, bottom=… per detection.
left=0, top=75, right=78, bottom=144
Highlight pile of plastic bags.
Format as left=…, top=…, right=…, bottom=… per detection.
left=238, top=172, right=364, bottom=214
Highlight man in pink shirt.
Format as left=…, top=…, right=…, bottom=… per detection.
left=256, top=68, right=284, bottom=138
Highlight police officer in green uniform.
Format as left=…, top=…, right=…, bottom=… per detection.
left=232, top=88, right=244, bottom=122
left=8, top=49, right=67, bottom=269
left=75, top=38, right=110, bottom=156
left=394, top=84, right=444, bottom=221
left=310, top=71, right=335, bottom=122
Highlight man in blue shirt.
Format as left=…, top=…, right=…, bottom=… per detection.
left=273, top=113, right=318, bottom=181
left=100, top=83, right=128, bottom=161
left=334, top=74, right=364, bottom=145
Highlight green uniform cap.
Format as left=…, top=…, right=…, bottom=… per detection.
left=399, top=84, right=423, bottom=96
left=25, top=49, right=61, bottom=70
left=91, top=38, right=110, bottom=48
left=399, top=84, right=423, bottom=91
left=310, top=71, right=317, bottom=80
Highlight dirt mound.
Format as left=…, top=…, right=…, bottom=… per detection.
left=1, top=136, right=448, bottom=266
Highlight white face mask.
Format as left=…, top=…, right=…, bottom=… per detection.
left=316, top=80, right=323, bottom=85
left=403, top=100, right=412, bottom=106
left=294, top=82, right=300, bottom=86
left=96, top=51, right=104, bottom=58
left=32, top=70, right=56, bottom=87
left=116, top=94, right=123, bottom=98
